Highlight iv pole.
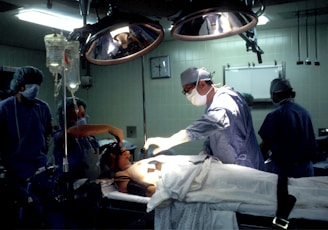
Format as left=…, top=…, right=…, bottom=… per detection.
left=62, top=0, right=91, bottom=191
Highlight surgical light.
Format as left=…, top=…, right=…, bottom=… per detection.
left=171, top=0, right=258, bottom=41
left=68, top=12, right=164, bottom=65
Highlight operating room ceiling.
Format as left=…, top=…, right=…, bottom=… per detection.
left=0, top=0, right=328, bottom=51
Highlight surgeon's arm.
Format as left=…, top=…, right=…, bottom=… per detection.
left=144, top=129, right=191, bottom=155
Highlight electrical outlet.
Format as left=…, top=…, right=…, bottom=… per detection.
left=127, top=126, right=137, bottom=138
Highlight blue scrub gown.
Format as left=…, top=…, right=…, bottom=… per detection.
left=0, top=96, right=52, bottom=180
left=258, top=101, right=316, bottom=177
left=186, top=86, right=265, bottom=170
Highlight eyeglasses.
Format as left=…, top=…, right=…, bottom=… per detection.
left=182, top=83, right=196, bottom=95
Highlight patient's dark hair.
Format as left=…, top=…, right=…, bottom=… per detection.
left=56, top=97, right=87, bottom=128
left=98, top=142, right=121, bottom=178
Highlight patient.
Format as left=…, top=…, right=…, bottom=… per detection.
left=98, top=140, right=328, bottom=223
left=99, top=142, right=158, bottom=197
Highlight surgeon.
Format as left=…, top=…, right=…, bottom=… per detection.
left=0, top=66, right=53, bottom=228
left=258, top=78, right=316, bottom=178
left=144, top=67, right=265, bottom=170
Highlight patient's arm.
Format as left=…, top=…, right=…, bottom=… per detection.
left=115, top=169, right=156, bottom=197
left=115, top=159, right=160, bottom=197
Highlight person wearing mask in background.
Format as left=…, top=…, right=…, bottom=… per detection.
left=54, top=97, right=124, bottom=182
left=144, top=67, right=265, bottom=170
left=258, top=78, right=316, bottom=178
left=52, top=97, right=124, bottom=228
left=0, top=66, right=53, bottom=228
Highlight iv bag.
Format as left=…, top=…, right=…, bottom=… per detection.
left=44, top=33, right=66, bottom=74
left=65, top=40, right=81, bottom=93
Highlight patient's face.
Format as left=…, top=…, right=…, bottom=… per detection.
left=110, top=149, right=132, bottom=171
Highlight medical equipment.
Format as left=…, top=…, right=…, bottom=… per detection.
left=44, top=33, right=82, bottom=177
left=44, top=33, right=81, bottom=96
left=64, top=40, right=81, bottom=94
left=44, top=33, right=66, bottom=75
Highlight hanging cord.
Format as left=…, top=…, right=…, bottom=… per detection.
left=53, top=72, right=62, bottom=97
left=305, top=11, right=311, bottom=65
left=296, top=12, right=303, bottom=65
left=314, top=10, right=320, bottom=66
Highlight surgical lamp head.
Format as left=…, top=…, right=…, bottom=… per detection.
left=10, top=66, right=44, bottom=93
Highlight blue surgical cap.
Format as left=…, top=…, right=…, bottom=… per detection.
left=10, top=66, right=44, bottom=92
left=270, top=78, right=293, bottom=94
left=180, top=67, right=212, bottom=86
left=57, top=97, right=87, bottom=128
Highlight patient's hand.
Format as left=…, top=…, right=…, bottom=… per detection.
left=146, top=185, right=156, bottom=197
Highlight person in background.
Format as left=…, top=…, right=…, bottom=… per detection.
left=144, top=67, right=265, bottom=170
left=51, top=97, right=124, bottom=229
left=54, top=96, right=124, bottom=183
left=258, top=78, right=316, bottom=178
left=0, top=66, right=53, bottom=228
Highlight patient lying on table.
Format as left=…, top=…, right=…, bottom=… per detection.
left=99, top=142, right=328, bottom=213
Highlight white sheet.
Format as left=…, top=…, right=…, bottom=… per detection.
left=147, top=155, right=328, bottom=221
left=99, top=155, right=328, bottom=229
left=100, top=179, right=150, bottom=204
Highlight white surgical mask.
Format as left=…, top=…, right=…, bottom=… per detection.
left=186, top=86, right=212, bottom=106
left=21, top=84, right=40, bottom=99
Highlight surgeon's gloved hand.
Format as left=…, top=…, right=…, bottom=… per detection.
left=144, top=137, right=171, bottom=155
left=144, top=130, right=191, bottom=155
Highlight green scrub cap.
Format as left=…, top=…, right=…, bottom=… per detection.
left=10, top=66, right=44, bottom=92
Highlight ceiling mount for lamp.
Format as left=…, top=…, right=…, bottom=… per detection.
left=171, top=0, right=258, bottom=41
left=68, top=12, right=164, bottom=65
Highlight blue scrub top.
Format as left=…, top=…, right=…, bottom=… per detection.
left=258, top=101, right=316, bottom=163
left=0, top=96, right=52, bottom=179
left=53, top=129, right=99, bottom=181
left=186, top=86, right=265, bottom=170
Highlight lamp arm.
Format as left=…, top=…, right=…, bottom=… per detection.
left=239, top=27, right=264, bottom=64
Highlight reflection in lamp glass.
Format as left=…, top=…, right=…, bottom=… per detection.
left=69, top=13, right=164, bottom=65
left=171, top=0, right=258, bottom=41
left=85, top=24, right=163, bottom=65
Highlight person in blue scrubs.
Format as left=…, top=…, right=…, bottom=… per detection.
left=53, top=97, right=124, bottom=182
left=144, top=67, right=265, bottom=170
left=0, top=66, right=53, bottom=180
left=51, top=97, right=124, bottom=229
left=0, top=66, right=53, bottom=228
left=258, top=78, right=316, bottom=178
